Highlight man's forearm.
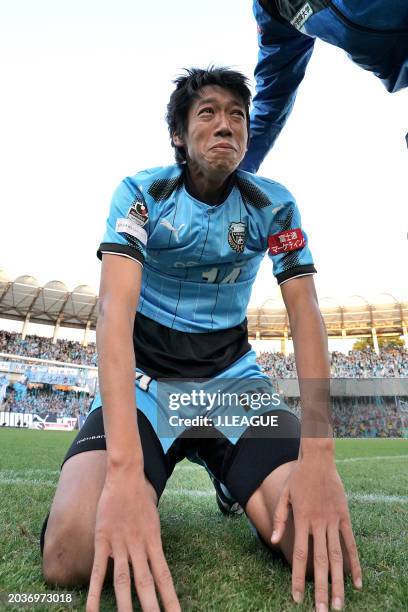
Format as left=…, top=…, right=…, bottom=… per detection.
left=97, top=308, right=144, bottom=473
left=289, top=298, right=334, bottom=455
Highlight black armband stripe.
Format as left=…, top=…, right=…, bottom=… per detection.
left=97, top=242, right=145, bottom=265
left=276, top=264, right=316, bottom=285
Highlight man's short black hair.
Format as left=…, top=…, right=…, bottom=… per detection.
left=166, top=66, right=251, bottom=164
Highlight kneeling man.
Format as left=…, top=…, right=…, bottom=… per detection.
left=42, top=67, right=362, bottom=612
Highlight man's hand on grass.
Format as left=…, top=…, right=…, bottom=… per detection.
left=271, top=450, right=362, bottom=611
left=86, top=469, right=181, bottom=612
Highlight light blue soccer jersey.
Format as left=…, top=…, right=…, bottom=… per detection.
left=98, top=164, right=316, bottom=332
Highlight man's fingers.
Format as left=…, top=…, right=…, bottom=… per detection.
left=313, top=527, right=329, bottom=612
left=340, top=518, right=362, bottom=590
left=291, top=521, right=309, bottom=604
left=327, top=525, right=344, bottom=611
left=86, top=541, right=109, bottom=612
left=131, top=550, right=160, bottom=612
left=148, top=541, right=181, bottom=612
left=113, top=547, right=133, bottom=612
left=271, top=485, right=290, bottom=543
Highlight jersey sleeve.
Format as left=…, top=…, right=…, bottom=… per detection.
left=241, top=0, right=314, bottom=173
left=97, top=178, right=149, bottom=267
left=268, top=194, right=316, bottom=285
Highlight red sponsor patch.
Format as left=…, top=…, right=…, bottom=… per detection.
left=268, top=228, right=305, bottom=256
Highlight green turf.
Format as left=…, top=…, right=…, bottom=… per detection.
left=0, top=430, right=407, bottom=611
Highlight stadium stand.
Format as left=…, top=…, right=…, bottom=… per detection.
left=257, top=347, right=408, bottom=378
left=0, top=330, right=97, bottom=365
left=284, top=395, right=408, bottom=438
left=2, top=329, right=408, bottom=377
left=1, top=329, right=408, bottom=437
left=1, top=270, right=407, bottom=436
left=2, top=386, right=89, bottom=419
left=1, top=271, right=408, bottom=352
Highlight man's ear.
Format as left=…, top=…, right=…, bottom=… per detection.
left=172, top=132, right=184, bottom=147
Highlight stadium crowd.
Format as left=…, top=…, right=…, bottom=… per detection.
left=286, top=396, right=407, bottom=438
left=331, top=397, right=407, bottom=438
left=257, top=347, right=408, bottom=378
left=1, top=330, right=408, bottom=376
left=2, top=387, right=91, bottom=419
left=2, top=386, right=405, bottom=438
left=0, top=330, right=97, bottom=366
left=1, top=330, right=408, bottom=437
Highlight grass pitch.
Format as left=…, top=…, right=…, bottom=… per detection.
left=0, top=430, right=407, bottom=611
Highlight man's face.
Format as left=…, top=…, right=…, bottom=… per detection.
left=173, top=85, right=248, bottom=175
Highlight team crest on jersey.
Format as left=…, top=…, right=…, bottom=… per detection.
left=127, top=200, right=148, bottom=227
left=228, top=221, right=246, bottom=254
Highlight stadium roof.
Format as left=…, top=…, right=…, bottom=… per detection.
left=247, top=293, right=408, bottom=339
left=1, top=270, right=407, bottom=339
left=0, top=270, right=97, bottom=329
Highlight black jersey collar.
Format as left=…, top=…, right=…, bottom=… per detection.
left=183, top=167, right=236, bottom=206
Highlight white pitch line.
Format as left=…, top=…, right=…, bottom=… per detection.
left=175, top=453, right=408, bottom=472
left=0, top=477, right=56, bottom=487
left=0, top=469, right=59, bottom=476
left=175, top=455, right=408, bottom=469
left=348, top=492, right=408, bottom=504
left=163, top=489, right=408, bottom=505
left=164, top=489, right=213, bottom=497
left=1, top=478, right=407, bottom=504
left=1, top=456, right=406, bottom=478
left=174, top=455, right=408, bottom=471
left=336, top=454, right=408, bottom=463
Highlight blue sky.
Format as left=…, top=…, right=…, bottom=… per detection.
left=1, top=0, right=407, bottom=315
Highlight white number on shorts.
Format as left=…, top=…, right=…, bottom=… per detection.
left=135, top=372, right=153, bottom=391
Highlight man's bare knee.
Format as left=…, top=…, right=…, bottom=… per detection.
left=42, top=451, right=107, bottom=586
left=42, top=518, right=94, bottom=586
left=43, top=543, right=92, bottom=586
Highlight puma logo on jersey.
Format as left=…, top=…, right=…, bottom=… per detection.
left=160, top=219, right=185, bottom=242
